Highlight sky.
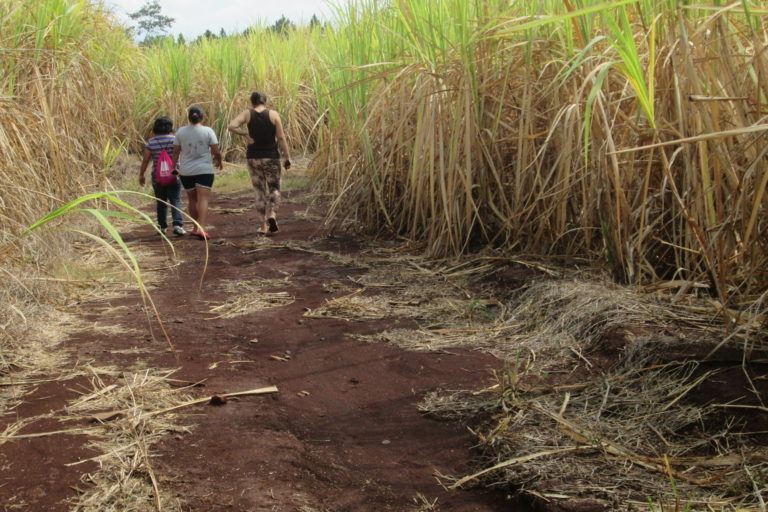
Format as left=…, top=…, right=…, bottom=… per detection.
left=103, top=0, right=334, bottom=39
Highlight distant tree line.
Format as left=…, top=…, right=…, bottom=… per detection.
left=127, top=1, right=326, bottom=46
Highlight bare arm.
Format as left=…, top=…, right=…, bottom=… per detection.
left=271, top=111, right=291, bottom=169
left=172, top=145, right=181, bottom=169
left=210, top=144, right=223, bottom=170
left=227, top=110, right=251, bottom=137
left=138, top=148, right=152, bottom=185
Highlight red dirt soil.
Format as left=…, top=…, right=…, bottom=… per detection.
left=0, top=188, right=527, bottom=511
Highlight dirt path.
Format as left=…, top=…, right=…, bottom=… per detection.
left=0, top=184, right=524, bottom=511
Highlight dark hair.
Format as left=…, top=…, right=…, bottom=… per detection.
left=188, top=105, right=204, bottom=124
left=152, top=116, right=173, bottom=135
left=250, top=91, right=266, bottom=106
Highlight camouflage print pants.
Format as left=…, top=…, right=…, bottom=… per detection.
left=247, top=158, right=281, bottom=220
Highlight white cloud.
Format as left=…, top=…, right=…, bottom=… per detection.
left=103, top=0, right=332, bottom=39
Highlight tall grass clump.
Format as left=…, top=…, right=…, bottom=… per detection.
left=0, top=0, right=138, bottom=381
left=0, top=0, right=137, bottom=246
left=310, top=0, right=768, bottom=317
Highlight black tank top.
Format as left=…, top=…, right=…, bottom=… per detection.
left=246, top=109, right=279, bottom=159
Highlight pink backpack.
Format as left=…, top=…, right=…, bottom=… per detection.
left=154, top=148, right=176, bottom=186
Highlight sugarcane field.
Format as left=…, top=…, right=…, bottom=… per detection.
left=1, top=0, right=767, bottom=510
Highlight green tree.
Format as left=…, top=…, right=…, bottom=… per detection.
left=128, top=0, right=174, bottom=42
left=192, top=30, right=217, bottom=44
left=309, top=14, right=320, bottom=30
left=270, top=15, right=294, bottom=36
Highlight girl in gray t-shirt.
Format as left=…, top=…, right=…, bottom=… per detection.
left=172, top=106, right=223, bottom=240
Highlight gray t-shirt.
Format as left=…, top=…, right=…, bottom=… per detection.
left=174, top=124, right=218, bottom=176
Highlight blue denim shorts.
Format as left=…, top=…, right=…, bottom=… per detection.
left=179, top=174, right=214, bottom=191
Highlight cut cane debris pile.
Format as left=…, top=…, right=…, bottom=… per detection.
left=422, top=354, right=768, bottom=509
left=283, top=240, right=366, bottom=268
left=67, top=367, right=191, bottom=512
left=209, top=278, right=295, bottom=319
left=493, top=279, right=728, bottom=371
left=405, top=275, right=768, bottom=508
left=321, top=280, right=354, bottom=294
left=340, top=252, right=735, bottom=367
left=218, top=277, right=292, bottom=293
left=354, top=326, right=514, bottom=357
left=306, top=289, right=470, bottom=324
left=305, top=250, right=487, bottom=327
left=0, top=366, right=192, bottom=511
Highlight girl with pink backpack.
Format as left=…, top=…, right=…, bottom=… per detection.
left=138, top=117, right=186, bottom=236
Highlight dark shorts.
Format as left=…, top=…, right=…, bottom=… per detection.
left=179, top=174, right=214, bottom=191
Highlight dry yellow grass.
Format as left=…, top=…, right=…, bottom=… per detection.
left=208, top=278, right=295, bottom=319
left=310, top=1, right=768, bottom=323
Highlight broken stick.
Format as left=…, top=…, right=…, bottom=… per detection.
left=143, top=385, right=279, bottom=418
left=2, top=386, right=279, bottom=441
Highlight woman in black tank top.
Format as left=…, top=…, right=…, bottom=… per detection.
left=247, top=109, right=280, bottom=159
left=228, top=92, right=292, bottom=235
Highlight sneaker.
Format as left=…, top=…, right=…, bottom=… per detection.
left=267, top=218, right=279, bottom=233
left=195, top=230, right=210, bottom=240
left=172, top=226, right=187, bottom=236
